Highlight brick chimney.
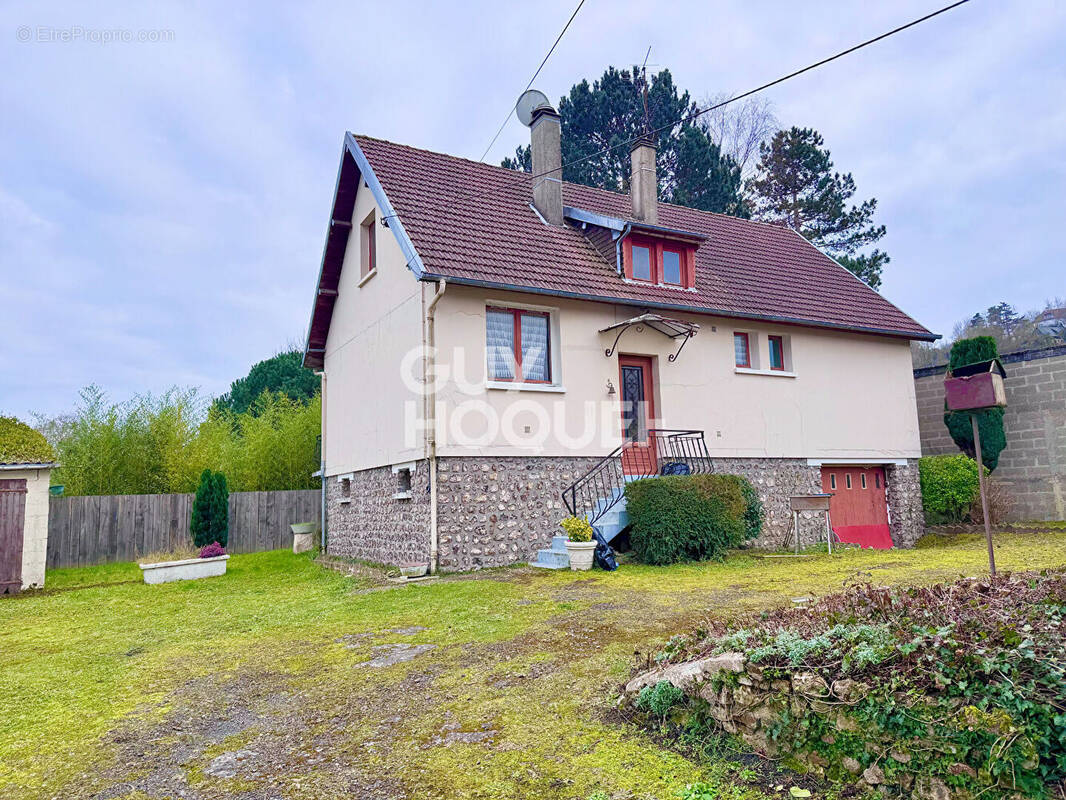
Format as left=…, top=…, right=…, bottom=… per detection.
left=530, top=103, right=563, bottom=225
left=630, top=136, right=658, bottom=224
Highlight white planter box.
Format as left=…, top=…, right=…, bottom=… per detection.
left=139, top=555, right=229, bottom=584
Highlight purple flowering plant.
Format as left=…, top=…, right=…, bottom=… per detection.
left=199, top=542, right=226, bottom=559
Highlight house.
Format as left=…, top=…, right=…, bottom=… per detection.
left=302, top=99, right=936, bottom=572
left=1, top=461, right=55, bottom=592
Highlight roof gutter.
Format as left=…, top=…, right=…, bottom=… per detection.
left=416, top=273, right=940, bottom=342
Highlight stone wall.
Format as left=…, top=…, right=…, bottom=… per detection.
left=886, top=460, right=924, bottom=548
left=706, top=458, right=822, bottom=548
left=327, top=453, right=925, bottom=572
left=435, top=456, right=599, bottom=571
left=914, top=345, right=1066, bottom=521
left=326, top=462, right=431, bottom=567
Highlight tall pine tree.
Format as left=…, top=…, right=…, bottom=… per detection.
left=748, top=127, right=888, bottom=288
left=503, top=67, right=748, bottom=217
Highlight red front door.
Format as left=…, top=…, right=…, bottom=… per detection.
left=821, top=466, right=892, bottom=548
left=619, top=355, right=657, bottom=475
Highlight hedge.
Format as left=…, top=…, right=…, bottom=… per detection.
left=624, top=474, right=763, bottom=565
left=919, top=454, right=981, bottom=524
left=0, top=416, right=54, bottom=463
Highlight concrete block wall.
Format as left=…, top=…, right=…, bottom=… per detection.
left=913, top=346, right=1066, bottom=521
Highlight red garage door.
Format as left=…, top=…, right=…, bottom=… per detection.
left=820, top=467, right=892, bottom=549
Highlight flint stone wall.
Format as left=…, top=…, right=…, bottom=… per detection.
left=625, top=655, right=956, bottom=799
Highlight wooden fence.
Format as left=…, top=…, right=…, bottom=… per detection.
left=46, top=490, right=320, bottom=569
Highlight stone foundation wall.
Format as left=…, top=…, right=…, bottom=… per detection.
left=435, top=456, right=600, bottom=571
left=326, top=462, right=431, bottom=566
left=327, top=453, right=925, bottom=571
left=886, top=460, right=923, bottom=547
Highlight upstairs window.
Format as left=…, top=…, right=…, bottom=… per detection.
left=360, top=211, right=376, bottom=279
left=733, top=332, right=751, bottom=368
left=662, top=249, right=682, bottom=285
left=631, top=245, right=652, bottom=281
left=486, top=307, right=551, bottom=383
left=623, top=236, right=695, bottom=288
left=768, top=335, right=785, bottom=370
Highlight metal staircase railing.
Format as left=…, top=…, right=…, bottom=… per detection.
left=561, top=429, right=711, bottom=525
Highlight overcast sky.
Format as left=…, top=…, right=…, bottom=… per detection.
left=3, top=0, right=1065, bottom=418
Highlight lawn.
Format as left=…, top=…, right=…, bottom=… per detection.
left=3, top=532, right=1066, bottom=799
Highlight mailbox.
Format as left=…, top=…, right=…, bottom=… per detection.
left=945, top=359, right=1007, bottom=411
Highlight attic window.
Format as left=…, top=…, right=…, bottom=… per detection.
left=360, top=211, right=376, bottom=281
left=623, top=235, right=695, bottom=288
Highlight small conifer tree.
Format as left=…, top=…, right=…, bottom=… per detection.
left=210, top=471, right=229, bottom=548
left=191, top=469, right=230, bottom=547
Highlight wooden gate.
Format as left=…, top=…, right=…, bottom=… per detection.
left=1, top=479, right=28, bottom=594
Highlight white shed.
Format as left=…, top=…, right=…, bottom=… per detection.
left=1, top=462, right=56, bottom=593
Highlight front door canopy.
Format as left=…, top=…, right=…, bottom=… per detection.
left=600, top=313, right=699, bottom=362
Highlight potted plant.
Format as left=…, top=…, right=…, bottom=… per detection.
left=139, top=542, right=229, bottom=584
left=560, top=516, right=597, bottom=571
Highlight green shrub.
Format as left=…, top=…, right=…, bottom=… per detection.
left=636, top=680, right=685, bottom=718
left=0, top=416, right=54, bottom=463
left=624, top=474, right=760, bottom=565
left=943, top=335, right=1007, bottom=471
left=190, top=469, right=229, bottom=548
left=919, top=454, right=980, bottom=523
left=559, top=515, right=593, bottom=542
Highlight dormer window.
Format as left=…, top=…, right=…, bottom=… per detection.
left=623, top=235, right=695, bottom=289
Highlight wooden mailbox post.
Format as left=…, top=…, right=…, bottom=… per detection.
left=944, top=359, right=1007, bottom=576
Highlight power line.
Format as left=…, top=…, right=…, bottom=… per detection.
left=476, top=0, right=589, bottom=163
left=468, top=0, right=972, bottom=203
left=545, top=0, right=972, bottom=181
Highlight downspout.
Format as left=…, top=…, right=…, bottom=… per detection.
left=424, top=279, right=447, bottom=573
left=314, top=369, right=327, bottom=552
left=614, top=223, right=633, bottom=274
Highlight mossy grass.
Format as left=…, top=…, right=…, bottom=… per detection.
left=2, top=533, right=1065, bottom=798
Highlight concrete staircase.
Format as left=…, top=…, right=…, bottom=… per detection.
left=532, top=488, right=630, bottom=569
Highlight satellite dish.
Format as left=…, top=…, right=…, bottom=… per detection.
left=516, top=89, right=551, bottom=127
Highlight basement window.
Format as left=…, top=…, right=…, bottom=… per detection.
left=339, top=475, right=352, bottom=504
left=392, top=463, right=414, bottom=500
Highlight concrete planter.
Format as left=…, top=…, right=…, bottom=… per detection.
left=290, top=522, right=316, bottom=554
left=564, top=541, right=596, bottom=571
left=139, top=555, right=229, bottom=585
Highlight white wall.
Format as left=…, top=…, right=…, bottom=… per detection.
left=430, top=285, right=921, bottom=460
left=322, top=179, right=425, bottom=476
left=4, top=467, right=51, bottom=589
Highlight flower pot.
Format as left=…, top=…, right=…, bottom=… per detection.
left=290, top=522, right=316, bottom=554
left=139, top=555, right=229, bottom=585
left=564, top=540, right=597, bottom=571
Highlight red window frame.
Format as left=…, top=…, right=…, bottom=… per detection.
left=361, top=214, right=376, bottom=278
left=733, top=332, right=751, bottom=368
left=768, top=335, right=785, bottom=371
left=622, top=235, right=695, bottom=288
left=486, top=306, right=552, bottom=384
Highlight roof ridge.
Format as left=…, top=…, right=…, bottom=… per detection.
left=350, top=133, right=794, bottom=232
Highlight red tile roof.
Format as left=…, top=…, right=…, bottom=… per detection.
left=303, top=135, right=935, bottom=367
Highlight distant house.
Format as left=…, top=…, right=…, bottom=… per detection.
left=302, top=99, right=936, bottom=572
left=1, top=461, right=55, bottom=592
